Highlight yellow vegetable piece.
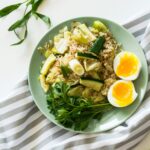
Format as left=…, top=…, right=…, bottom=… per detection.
left=78, top=24, right=96, bottom=41
left=55, top=38, right=68, bottom=54
left=51, top=47, right=58, bottom=54
left=80, top=79, right=103, bottom=91
left=44, top=50, right=51, bottom=58
left=83, top=60, right=101, bottom=71
left=69, top=59, right=84, bottom=76
left=82, top=87, right=93, bottom=98
left=41, top=54, right=56, bottom=75
left=93, top=20, right=108, bottom=32
left=39, top=74, right=49, bottom=92
left=72, top=28, right=89, bottom=44
left=68, top=86, right=83, bottom=97
left=64, top=31, right=71, bottom=41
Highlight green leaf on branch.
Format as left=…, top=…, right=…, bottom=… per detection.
left=34, top=12, right=51, bottom=27
left=0, top=3, right=22, bottom=18
left=8, top=11, right=31, bottom=31
left=32, top=0, right=44, bottom=12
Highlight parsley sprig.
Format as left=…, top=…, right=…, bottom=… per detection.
left=0, top=0, right=51, bottom=45
left=47, top=82, right=113, bottom=131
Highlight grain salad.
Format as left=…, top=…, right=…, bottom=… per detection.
left=38, top=20, right=121, bottom=102
left=37, top=20, right=141, bottom=130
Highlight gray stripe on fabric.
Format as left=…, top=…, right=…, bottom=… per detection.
left=66, top=120, right=150, bottom=150
left=143, top=45, right=150, bottom=53
left=132, top=27, right=146, bottom=37
left=127, top=133, right=148, bottom=150
left=51, top=113, right=150, bottom=150
left=124, top=12, right=150, bottom=28
left=11, top=123, right=56, bottom=150
left=0, top=106, right=38, bottom=133
left=115, top=123, right=150, bottom=149
left=93, top=147, right=114, bottom=150
left=15, top=79, right=28, bottom=89
left=0, top=101, right=34, bottom=121
left=32, top=129, right=68, bottom=150
left=53, top=133, right=126, bottom=150
left=0, top=91, right=30, bottom=107
left=0, top=115, right=47, bottom=143
left=143, top=89, right=150, bottom=101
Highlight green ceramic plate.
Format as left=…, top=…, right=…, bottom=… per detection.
left=28, top=17, right=148, bottom=133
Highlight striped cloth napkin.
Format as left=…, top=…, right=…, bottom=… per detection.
left=0, top=12, right=150, bottom=150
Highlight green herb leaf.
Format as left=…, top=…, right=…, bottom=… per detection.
left=32, top=0, right=44, bottom=12
left=47, top=82, right=113, bottom=131
left=60, top=65, right=71, bottom=78
left=34, top=12, right=51, bottom=27
left=0, top=3, right=22, bottom=18
left=90, top=36, right=105, bottom=54
left=8, top=11, right=31, bottom=31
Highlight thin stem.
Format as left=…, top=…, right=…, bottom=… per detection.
left=24, top=5, right=28, bottom=15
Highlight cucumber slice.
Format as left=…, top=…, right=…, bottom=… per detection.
left=80, top=77, right=103, bottom=91
left=77, top=52, right=98, bottom=60
left=67, top=85, right=83, bottom=97
left=90, top=36, right=105, bottom=54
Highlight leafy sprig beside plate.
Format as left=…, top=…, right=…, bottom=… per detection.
left=0, top=0, right=51, bottom=45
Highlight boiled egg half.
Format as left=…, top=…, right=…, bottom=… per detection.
left=108, top=80, right=137, bottom=107
left=114, top=51, right=141, bottom=80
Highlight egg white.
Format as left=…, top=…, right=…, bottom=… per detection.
left=107, top=80, right=138, bottom=107
left=114, top=51, right=141, bottom=80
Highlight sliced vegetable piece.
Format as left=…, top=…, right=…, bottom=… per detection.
left=41, top=54, right=56, bottom=75
left=78, top=24, right=96, bottom=41
left=93, top=20, right=108, bottom=32
left=89, top=27, right=99, bottom=34
left=90, top=36, right=105, bottom=54
left=44, top=50, right=51, bottom=58
left=54, top=34, right=63, bottom=43
left=83, top=60, right=101, bottom=71
left=72, top=28, right=89, bottom=44
left=67, top=85, right=83, bottom=97
left=39, top=74, right=49, bottom=92
left=87, top=71, right=100, bottom=79
left=64, top=31, right=71, bottom=41
left=94, top=94, right=105, bottom=103
left=59, top=26, right=68, bottom=34
left=80, top=78, right=103, bottom=91
left=82, top=87, right=93, bottom=98
left=61, top=65, right=71, bottom=77
left=46, top=72, right=55, bottom=83
left=51, top=47, right=59, bottom=54
left=55, top=75, right=64, bottom=82
left=55, top=38, right=68, bottom=54
left=69, top=59, right=84, bottom=76
left=77, top=52, right=98, bottom=60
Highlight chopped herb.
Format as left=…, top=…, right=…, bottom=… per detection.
left=47, top=82, right=113, bottom=130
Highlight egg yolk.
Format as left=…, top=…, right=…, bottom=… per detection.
left=112, top=81, right=133, bottom=107
left=116, top=53, right=139, bottom=77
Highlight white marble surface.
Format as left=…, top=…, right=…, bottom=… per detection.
left=0, top=0, right=150, bottom=149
